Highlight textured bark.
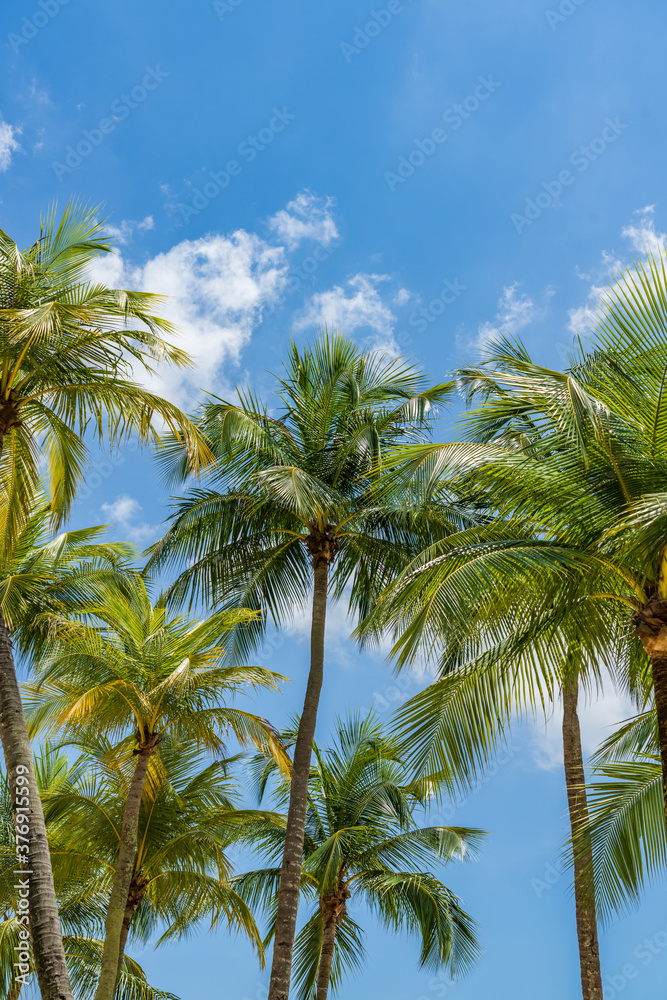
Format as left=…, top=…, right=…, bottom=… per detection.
left=113, top=874, right=148, bottom=996
left=0, top=612, right=74, bottom=1000
left=316, top=891, right=349, bottom=1000
left=94, top=741, right=157, bottom=1000
left=268, top=555, right=329, bottom=1000
left=562, top=680, right=603, bottom=1000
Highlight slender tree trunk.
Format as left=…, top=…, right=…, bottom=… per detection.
left=315, top=891, right=348, bottom=1000
left=113, top=876, right=148, bottom=996
left=562, top=679, right=603, bottom=1000
left=316, top=915, right=337, bottom=1000
left=268, top=558, right=329, bottom=1000
left=94, top=742, right=156, bottom=1000
left=0, top=612, right=74, bottom=1000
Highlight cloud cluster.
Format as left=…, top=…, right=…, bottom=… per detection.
left=86, top=189, right=414, bottom=407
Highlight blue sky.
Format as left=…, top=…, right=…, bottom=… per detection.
left=3, top=0, right=667, bottom=996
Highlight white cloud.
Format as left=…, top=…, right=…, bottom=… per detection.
left=82, top=191, right=353, bottom=407
left=100, top=495, right=161, bottom=545
left=107, top=215, right=154, bottom=245
left=295, top=272, right=398, bottom=351
left=135, top=230, right=287, bottom=406
left=87, top=250, right=125, bottom=288
left=621, top=204, right=666, bottom=255
left=475, top=282, right=551, bottom=351
left=268, top=191, right=338, bottom=249
left=567, top=207, right=667, bottom=341
left=86, top=229, right=289, bottom=407
left=0, top=118, right=21, bottom=171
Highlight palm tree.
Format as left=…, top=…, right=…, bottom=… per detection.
left=147, top=332, right=455, bottom=1000
left=26, top=575, right=287, bottom=1000
left=38, top=739, right=285, bottom=989
left=0, top=203, right=212, bottom=1000
left=236, top=714, right=482, bottom=1000
left=0, top=746, right=181, bottom=1000
left=358, top=334, right=657, bottom=999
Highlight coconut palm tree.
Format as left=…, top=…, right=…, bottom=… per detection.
left=358, top=331, right=658, bottom=1000
left=147, top=332, right=456, bottom=1000
left=0, top=746, right=181, bottom=1000
left=25, top=575, right=287, bottom=1000
left=235, top=714, right=482, bottom=1000
left=38, top=738, right=286, bottom=989
left=0, top=203, right=212, bottom=1000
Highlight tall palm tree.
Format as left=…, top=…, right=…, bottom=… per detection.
left=147, top=332, right=455, bottom=1000
left=358, top=332, right=659, bottom=999
left=0, top=203, right=212, bottom=1000
left=236, top=714, right=482, bottom=1000
left=0, top=746, right=180, bottom=1000
left=38, top=739, right=285, bottom=987
left=26, top=575, right=287, bottom=1000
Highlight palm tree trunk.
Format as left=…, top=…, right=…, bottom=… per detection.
left=113, top=876, right=148, bottom=996
left=268, top=558, right=329, bottom=1000
left=113, top=907, right=133, bottom=996
left=562, top=679, right=603, bottom=1000
left=94, top=743, right=156, bottom=1000
left=316, top=902, right=340, bottom=1000
left=0, top=612, right=74, bottom=1000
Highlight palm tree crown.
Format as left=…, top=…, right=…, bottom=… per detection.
left=146, top=331, right=456, bottom=1000
left=237, top=714, right=482, bottom=1000
left=0, top=202, right=211, bottom=550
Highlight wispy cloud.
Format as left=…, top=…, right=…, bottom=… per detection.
left=567, top=206, right=667, bottom=341
left=85, top=190, right=350, bottom=407
left=106, top=215, right=155, bottom=245
left=267, top=191, right=338, bottom=249
left=295, top=272, right=398, bottom=351
left=100, top=495, right=161, bottom=545
left=0, top=118, right=21, bottom=171
left=474, top=282, right=552, bottom=352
